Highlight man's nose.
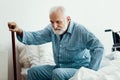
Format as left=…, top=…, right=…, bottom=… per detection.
left=53, top=23, right=58, bottom=29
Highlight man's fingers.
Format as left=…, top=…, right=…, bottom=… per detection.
left=8, top=22, right=11, bottom=27
left=8, top=22, right=16, bottom=28
left=9, top=29, right=14, bottom=32
left=9, top=27, right=18, bottom=31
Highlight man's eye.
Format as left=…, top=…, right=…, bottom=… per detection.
left=50, top=21, right=53, bottom=24
left=56, top=21, right=60, bottom=24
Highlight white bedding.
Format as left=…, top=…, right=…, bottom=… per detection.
left=69, top=51, right=120, bottom=80
left=17, top=41, right=55, bottom=68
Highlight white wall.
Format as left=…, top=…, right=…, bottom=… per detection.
left=0, top=50, right=8, bottom=80
left=0, top=0, right=120, bottom=79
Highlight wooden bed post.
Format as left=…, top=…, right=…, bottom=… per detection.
left=11, top=31, right=17, bottom=80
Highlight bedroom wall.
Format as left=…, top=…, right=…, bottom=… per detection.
left=0, top=0, right=120, bottom=80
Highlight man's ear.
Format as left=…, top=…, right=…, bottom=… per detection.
left=67, top=16, right=71, bottom=22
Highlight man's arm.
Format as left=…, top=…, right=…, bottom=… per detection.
left=16, top=30, right=52, bottom=45
left=86, top=32, right=104, bottom=71
left=8, top=22, right=52, bottom=45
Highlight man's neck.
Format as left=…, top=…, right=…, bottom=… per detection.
left=60, top=21, right=70, bottom=40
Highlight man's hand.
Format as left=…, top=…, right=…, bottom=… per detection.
left=8, top=22, right=23, bottom=35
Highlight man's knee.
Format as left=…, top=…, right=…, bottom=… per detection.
left=52, top=68, right=65, bottom=80
left=27, top=66, right=46, bottom=80
left=27, top=65, right=55, bottom=80
left=27, top=67, right=39, bottom=80
left=28, top=66, right=40, bottom=74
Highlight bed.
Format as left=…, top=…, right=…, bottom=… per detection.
left=12, top=41, right=120, bottom=80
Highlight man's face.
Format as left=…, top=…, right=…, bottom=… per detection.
left=49, top=11, right=70, bottom=35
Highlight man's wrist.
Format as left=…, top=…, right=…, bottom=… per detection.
left=17, top=28, right=23, bottom=37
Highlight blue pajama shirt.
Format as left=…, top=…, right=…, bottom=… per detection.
left=17, top=21, right=104, bottom=71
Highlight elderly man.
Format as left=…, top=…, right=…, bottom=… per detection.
left=8, top=6, right=104, bottom=80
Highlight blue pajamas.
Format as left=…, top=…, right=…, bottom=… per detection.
left=17, top=21, right=104, bottom=71
left=27, top=65, right=77, bottom=80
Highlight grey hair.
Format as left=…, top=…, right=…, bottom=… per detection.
left=49, top=6, right=67, bottom=16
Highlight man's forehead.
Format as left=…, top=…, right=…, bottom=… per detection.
left=50, top=13, right=65, bottom=20
left=50, top=18, right=63, bottom=22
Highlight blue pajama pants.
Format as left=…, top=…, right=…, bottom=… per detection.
left=27, top=65, right=77, bottom=80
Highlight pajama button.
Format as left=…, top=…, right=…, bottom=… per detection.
left=60, top=44, right=62, bottom=47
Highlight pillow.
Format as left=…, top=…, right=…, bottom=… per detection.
left=17, top=41, right=55, bottom=68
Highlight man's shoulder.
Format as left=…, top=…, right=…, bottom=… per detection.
left=39, top=24, right=53, bottom=34
left=44, top=24, right=53, bottom=30
left=72, top=21, right=87, bottom=31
